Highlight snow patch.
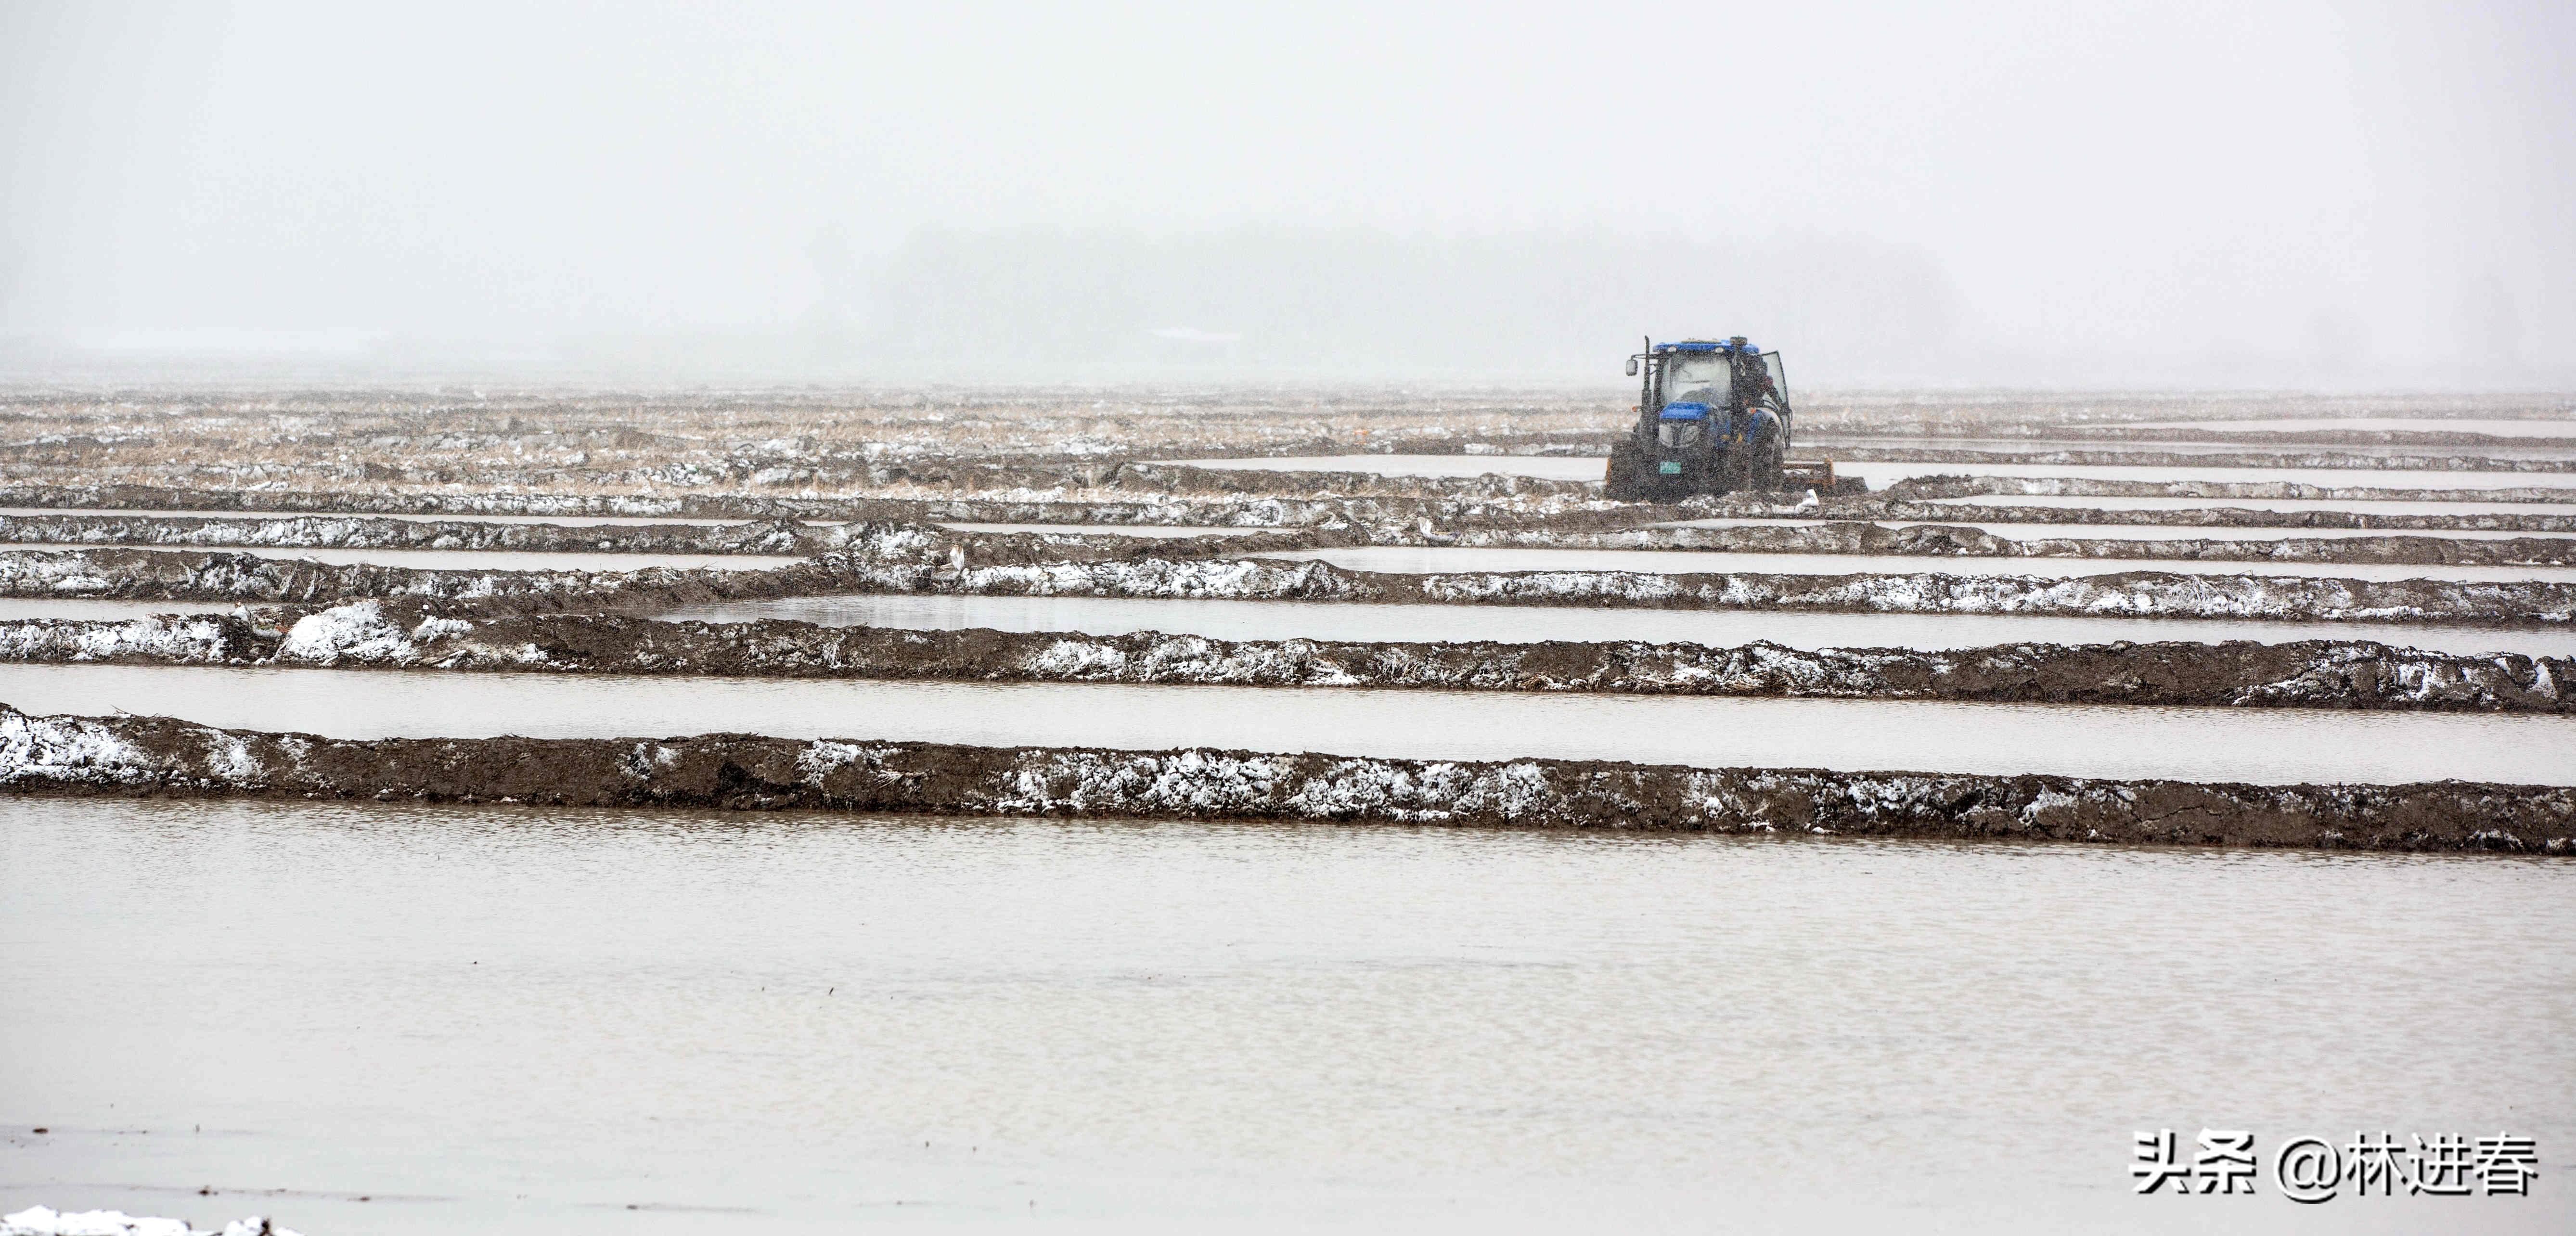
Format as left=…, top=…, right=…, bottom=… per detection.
left=797, top=741, right=865, bottom=780
left=0, top=1206, right=297, bottom=1236
left=276, top=601, right=416, bottom=665
left=203, top=732, right=263, bottom=781
left=0, top=710, right=156, bottom=785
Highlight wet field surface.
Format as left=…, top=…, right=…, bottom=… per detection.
left=0, top=543, right=810, bottom=572
left=13, top=392, right=2576, bottom=1235
left=5, top=797, right=2569, bottom=1235
left=1256, top=544, right=2576, bottom=583
left=1, top=513, right=1283, bottom=540
left=0, top=598, right=239, bottom=620
left=1834, top=460, right=2576, bottom=490
left=1176, top=454, right=2576, bottom=490
left=0, top=506, right=747, bottom=527
left=8, top=661, right=2572, bottom=785
left=1176, top=454, right=1615, bottom=480
left=1657, top=516, right=2576, bottom=541
left=1810, top=435, right=2576, bottom=460
left=2119, top=417, right=2576, bottom=437
left=1924, top=493, right=2576, bottom=516
left=656, top=592, right=2576, bottom=658
left=936, top=522, right=1287, bottom=538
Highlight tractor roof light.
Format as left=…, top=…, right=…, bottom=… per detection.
left=1652, top=338, right=1757, bottom=355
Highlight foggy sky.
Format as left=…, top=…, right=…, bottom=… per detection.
left=3, top=0, right=2571, bottom=385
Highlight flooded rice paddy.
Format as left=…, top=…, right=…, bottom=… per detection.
left=1924, top=493, right=2576, bottom=517
left=10, top=797, right=2567, bottom=1234
left=1834, top=460, right=2576, bottom=490
left=1176, top=454, right=2576, bottom=491
left=0, top=506, right=747, bottom=526
left=0, top=543, right=809, bottom=572
left=25, top=586, right=2575, bottom=660
left=658, top=592, right=2576, bottom=659
left=2120, top=417, right=2576, bottom=438
left=0, top=598, right=238, bottom=620
left=8, top=662, right=2572, bottom=785
left=1656, top=516, right=2576, bottom=541
left=1810, top=436, right=2576, bottom=461
left=14, top=394, right=2575, bottom=1235
left=935, top=522, right=1286, bottom=538
left=1256, top=545, right=2576, bottom=583
left=1175, top=454, right=1614, bottom=481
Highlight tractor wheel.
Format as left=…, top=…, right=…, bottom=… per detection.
left=1746, top=432, right=1786, bottom=491
left=1604, top=439, right=1643, bottom=501
left=1687, top=452, right=1726, bottom=498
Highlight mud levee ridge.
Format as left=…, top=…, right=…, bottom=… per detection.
left=1442, top=522, right=2576, bottom=566
left=2, top=705, right=2564, bottom=853
left=1886, top=476, right=2576, bottom=504
left=7, top=606, right=2571, bottom=713
left=18, top=510, right=2576, bottom=568
left=0, top=513, right=1323, bottom=558
left=8, top=548, right=2576, bottom=626
left=0, top=455, right=1603, bottom=512
left=0, top=482, right=1646, bottom=531
left=1816, top=446, right=2576, bottom=472
left=0, top=512, right=833, bottom=555
left=1846, top=499, right=2576, bottom=534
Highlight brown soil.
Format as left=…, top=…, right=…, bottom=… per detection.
left=9, top=609, right=2569, bottom=714
left=7, top=705, right=2565, bottom=853
left=10, top=546, right=2574, bottom=627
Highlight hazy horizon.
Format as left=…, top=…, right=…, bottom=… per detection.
left=5, top=0, right=2572, bottom=388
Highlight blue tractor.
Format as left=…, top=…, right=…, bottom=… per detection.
left=1604, top=336, right=1817, bottom=500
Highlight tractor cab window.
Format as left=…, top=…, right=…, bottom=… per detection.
left=1656, top=420, right=1701, bottom=448
left=1761, top=352, right=1788, bottom=405
left=1662, top=354, right=1732, bottom=409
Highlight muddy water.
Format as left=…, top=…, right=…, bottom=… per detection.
left=1811, top=436, right=2576, bottom=461
left=0, top=598, right=237, bottom=620
left=936, top=522, right=1288, bottom=538
left=0, top=506, right=745, bottom=527
left=1175, top=454, right=1612, bottom=481
left=1175, top=454, right=2576, bottom=491
left=1926, top=493, right=2576, bottom=517
left=1835, top=460, right=2576, bottom=490
left=6, top=663, right=2571, bottom=785
left=1256, top=545, right=2576, bottom=584
left=0, top=543, right=808, bottom=572
left=2123, top=417, right=2576, bottom=438
left=1655, top=516, right=2576, bottom=541
left=1904, top=520, right=2576, bottom=543
left=658, top=592, right=2576, bottom=659
left=11, top=798, right=2567, bottom=1234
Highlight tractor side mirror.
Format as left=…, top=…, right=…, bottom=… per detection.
left=1624, top=357, right=1639, bottom=377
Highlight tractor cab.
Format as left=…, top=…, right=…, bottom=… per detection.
left=1605, top=336, right=1796, bottom=500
